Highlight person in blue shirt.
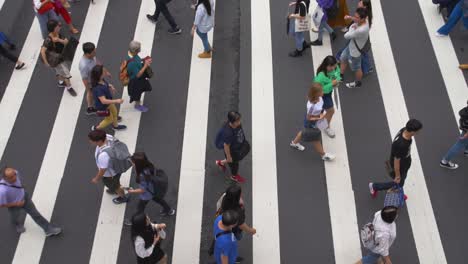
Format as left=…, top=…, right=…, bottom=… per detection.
left=214, top=210, right=240, bottom=264
left=126, top=40, right=153, bottom=112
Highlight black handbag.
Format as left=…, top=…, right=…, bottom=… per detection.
left=237, top=140, right=251, bottom=161
left=61, top=36, right=79, bottom=61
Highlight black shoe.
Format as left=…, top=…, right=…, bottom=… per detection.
left=112, top=196, right=129, bottom=204
left=112, top=125, right=127, bottom=130
left=168, top=27, right=182, bottom=34
left=9, top=44, right=16, bottom=50
left=235, top=256, right=244, bottom=263
left=67, top=87, right=77, bottom=97
left=15, top=62, right=25, bottom=70
left=310, top=39, right=323, bottom=46
left=146, top=14, right=158, bottom=23
left=117, top=116, right=122, bottom=122
left=288, top=49, right=303, bottom=57
left=302, top=41, right=311, bottom=50
left=330, top=32, right=337, bottom=42
left=160, top=209, right=176, bottom=216
left=86, top=107, right=97, bottom=115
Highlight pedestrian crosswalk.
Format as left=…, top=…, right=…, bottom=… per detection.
left=0, top=0, right=467, bottom=263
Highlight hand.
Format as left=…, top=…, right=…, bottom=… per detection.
left=153, top=233, right=161, bottom=245
left=332, top=79, right=338, bottom=86
left=394, top=176, right=401, bottom=184
left=344, top=15, right=352, bottom=20
left=250, top=228, right=257, bottom=235
left=144, top=58, right=152, bottom=66
left=91, top=177, right=99, bottom=184
left=63, top=38, right=69, bottom=45
left=117, top=98, right=124, bottom=104
left=16, top=200, right=25, bottom=207
left=191, top=28, right=195, bottom=37
left=227, top=156, right=233, bottom=163
left=319, top=113, right=326, bottom=120
left=157, top=223, right=167, bottom=230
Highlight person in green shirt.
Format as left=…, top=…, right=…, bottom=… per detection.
left=313, top=55, right=341, bottom=138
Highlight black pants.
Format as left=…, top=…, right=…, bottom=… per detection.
left=0, top=45, right=18, bottom=63
left=153, top=0, right=178, bottom=29
left=373, top=157, right=412, bottom=191
left=136, top=196, right=171, bottom=214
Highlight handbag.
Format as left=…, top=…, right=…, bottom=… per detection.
left=46, top=50, right=63, bottom=67
left=61, top=36, right=79, bottom=62
left=384, top=184, right=405, bottom=208
left=311, top=5, right=324, bottom=27
left=236, top=140, right=251, bottom=161
left=295, top=2, right=312, bottom=32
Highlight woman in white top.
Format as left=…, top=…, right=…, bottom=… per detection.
left=131, top=213, right=168, bottom=264
left=191, top=0, right=215, bottom=59
left=290, top=82, right=335, bottom=161
left=356, top=206, right=398, bottom=264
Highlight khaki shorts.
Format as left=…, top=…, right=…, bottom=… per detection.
left=54, top=62, right=71, bottom=79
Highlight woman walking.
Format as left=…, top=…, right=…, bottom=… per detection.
left=310, top=0, right=337, bottom=46
left=127, top=40, right=153, bottom=112
left=287, top=0, right=311, bottom=57
left=131, top=213, right=168, bottom=264
left=40, top=19, right=77, bottom=96
left=90, top=65, right=127, bottom=131
left=0, top=32, right=25, bottom=70
left=127, top=152, right=176, bottom=216
left=313, top=56, right=341, bottom=138
left=191, top=0, right=215, bottom=59
left=289, top=82, right=335, bottom=161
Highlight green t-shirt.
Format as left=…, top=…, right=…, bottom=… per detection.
left=126, top=54, right=142, bottom=80
left=313, top=66, right=341, bottom=94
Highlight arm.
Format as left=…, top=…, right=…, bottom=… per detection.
left=41, top=46, right=50, bottom=66
left=223, top=143, right=232, bottom=162
left=344, top=25, right=367, bottom=40
left=315, top=73, right=333, bottom=92
left=0, top=200, right=25, bottom=208
left=128, top=188, right=145, bottom=195
left=382, top=255, right=392, bottom=264
left=92, top=168, right=106, bottom=183
left=98, top=95, right=122, bottom=105
left=239, top=223, right=256, bottom=235
left=134, top=236, right=155, bottom=258
left=307, top=112, right=326, bottom=121
left=135, top=59, right=151, bottom=78
left=393, top=158, right=401, bottom=183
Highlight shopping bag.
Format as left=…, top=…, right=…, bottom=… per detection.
left=312, top=5, right=324, bottom=27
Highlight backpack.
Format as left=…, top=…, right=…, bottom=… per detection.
left=459, top=106, right=468, bottom=132
left=360, top=221, right=379, bottom=250
left=215, top=123, right=227, bottom=149
left=147, top=169, right=169, bottom=199
left=100, top=137, right=132, bottom=174
left=119, top=58, right=134, bottom=86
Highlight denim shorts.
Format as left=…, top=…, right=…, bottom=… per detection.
left=322, top=92, right=334, bottom=109
left=340, top=46, right=361, bottom=72
left=361, top=252, right=382, bottom=264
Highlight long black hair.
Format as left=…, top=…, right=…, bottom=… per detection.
left=90, top=64, right=104, bottom=88
left=131, top=213, right=156, bottom=249
left=316, top=55, right=338, bottom=76
left=221, top=184, right=242, bottom=211
left=197, top=0, right=212, bottom=16
left=131, top=152, right=155, bottom=184
left=361, top=0, right=373, bottom=27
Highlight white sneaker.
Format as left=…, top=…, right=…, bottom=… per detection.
left=439, top=160, right=459, bottom=170
left=321, top=153, right=335, bottom=161
left=324, top=127, right=336, bottom=138
left=290, top=141, right=305, bottom=151
left=435, top=32, right=447, bottom=37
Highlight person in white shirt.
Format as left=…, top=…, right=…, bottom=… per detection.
left=356, top=206, right=398, bottom=264
left=191, top=0, right=215, bottom=59
left=131, top=213, right=168, bottom=264
left=289, top=82, right=335, bottom=161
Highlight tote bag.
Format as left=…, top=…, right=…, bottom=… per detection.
left=295, top=2, right=312, bottom=32
left=312, top=5, right=324, bottom=27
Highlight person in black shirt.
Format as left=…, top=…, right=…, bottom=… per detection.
left=288, top=0, right=312, bottom=57
left=215, top=111, right=251, bottom=183
left=369, top=119, right=423, bottom=199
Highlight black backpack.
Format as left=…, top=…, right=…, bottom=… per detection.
left=459, top=106, right=468, bottom=132
left=145, top=168, right=169, bottom=199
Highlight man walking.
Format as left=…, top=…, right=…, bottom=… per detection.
left=88, top=129, right=129, bottom=204
left=440, top=101, right=468, bottom=169
left=146, top=0, right=182, bottom=34
left=0, top=167, right=62, bottom=236
left=340, top=7, right=369, bottom=88
left=369, top=119, right=423, bottom=199
left=213, top=210, right=240, bottom=264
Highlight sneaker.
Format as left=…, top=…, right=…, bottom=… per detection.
left=235, top=256, right=244, bottom=263
left=117, top=116, right=123, bottom=122
left=321, top=153, right=335, bottom=161
left=160, top=209, right=176, bottom=216
left=134, top=105, right=149, bottom=112
left=302, top=41, right=311, bottom=50
left=310, top=39, right=323, bottom=46
left=15, top=225, right=26, bottom=234
left=368, top=182, right=377, bottom=198
left=112, top=196, right=129, bottom=204
left=15, top=62, right=25, bottom=70
left=439, top=160, right=459, bottom=170
left=231, top=175, right=246, bottom=183
left=435, top=32, right=447, bottom=37
left=86, top=107, right=97, bottom=115
left=290, top=141, right=305, bottom=151
left=45, top=226, right=62, bottom=237
left=346, top=81, right=361, bottom=88
left=123, top=218, right=132, bottom=226
left=330, top=32, right=337, bottom=42
left=57, top=80, right=65, bottom=88
left=67, top=87, right=77, bottom=97
left=324, top=127, right=336, bottom=138
left=464, top=150, right=468, bottom=157
left=288, top=49, right=303, bottom=57
left=198, top=51, right=212, bottom=59
left=146, top=14, right=158, bottom=23
left=215, top=160, right=227, bottom=172
left=403, top=194, right=408, bottom=201
left=91, top=125, right=97, bottom=131
left=168, top=27, right=182, bottom=34
left=112, top=124, right=127, bottom=130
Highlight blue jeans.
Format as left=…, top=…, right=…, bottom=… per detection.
left=317, top=20, right=333, bottom=41
left=337, top=43, right=372, bottom=74
left=442, top=132, right=468, bottom=161
left=289, top=19, right=305, bottom=51
left=361, top=252, right=382, bottom=264
left=196, top=29, right=211, bottom=52
left=36, top=10, right=59, bottom=39
left=437, top=0, right=468, bottom=35
left=8, top=192, right=50, bottom=231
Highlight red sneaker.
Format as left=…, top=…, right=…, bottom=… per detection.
left=403, top=194, right=408, bottom=201
left=231, top=175, right=246, bottom=183
left=369, top=183, right=377, bottom=198
left=215, top=160, right=226, bottom=172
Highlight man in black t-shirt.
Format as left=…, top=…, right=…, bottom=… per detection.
left=369, top=119, right=423, bottom=199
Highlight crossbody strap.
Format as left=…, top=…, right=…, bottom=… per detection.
left=215, top=230, right=232, bottom=239
left=0, top=182, right=23, bottom=189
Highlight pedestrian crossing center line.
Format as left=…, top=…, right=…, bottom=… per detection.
left=416, top=0, right=468, bottom=126
left=0, top=18, right=42, bottom=161
left=251, top=0, right=281, bottom=263
left=11, top=1, right=110, bottom=263
left=371, top=1, right=447, bottom=263
left=308, top=11, right=362, bottom=263
left=88, top=0, right=156, bottom=263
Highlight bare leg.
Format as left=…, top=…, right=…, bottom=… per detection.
left=312, top=141, right=325, bottom=156
left=355, top=69, right=363, bottom=82
left=340, top=60, right=348, bottom=75
left=292, top=131, right=302, bottom=144
left=157, top=254, right=168, bottom=264
left=325, top=107, right=335, bottom=126
left=86, top=87, right=94, bottom=108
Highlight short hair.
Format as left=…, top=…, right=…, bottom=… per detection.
left=88, top=129, right=107, bottom=142
left=405, top=119, right=423, bottom=132
left=381, top=206, right=398, bottom=224
left=47, top=19, right=59, bottom=33
left=308, top=82, right=323, bottom=102
left=82, top=42, right=96, bottom=54
left=356, top=7, right=368, bottom=19
left=129, top=40, right=141, bottom=53
left=221, top=210, right=239, bottom=226
left=227, top=111, right=241, bottom=124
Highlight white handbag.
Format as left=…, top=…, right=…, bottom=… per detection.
left=294, top=2, right=312, bottom=32
left=312, top=5, right=324, bottom=27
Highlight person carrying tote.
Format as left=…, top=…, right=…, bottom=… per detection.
left=288, top=0, right=312, bottom=57
left=191, top=0, right=215, bottom=59
left=310, top=0, right=337, bottom=46
left=289, top=82, right=335, bottom=161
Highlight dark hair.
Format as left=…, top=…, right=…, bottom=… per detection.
left=47, top=19, right=59, bottom=33
left=221, top=184, right=242, bottom=211
left=131, top=152, right=155, bottom=184
left=405, top=119, right=423, bottom=132
left=221, top=210, right=239, bottom=226
left=131, top=213, right=149, bottom=239
left=381, top=206, right=398, bottom=224
left=356, top=7, right=368, bottom=20
left=88, top=129, right=107, bottom=142
left=316, top=56, right=338, bottom=76
left=82, top=42, right=96, bottom=54
left=361, top=0, right=373, bottom=27
left=90, top=64, right=104, bottom=88
left=227, top=111, right=241, bottom=124
left=196, top=0, right=212, bottom=16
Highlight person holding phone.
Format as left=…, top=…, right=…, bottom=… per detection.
left=127, top=40, right=153, bottom=112
left=287, top=0, right=311, bottom=57
left=131, top=213, right=168, bottom=264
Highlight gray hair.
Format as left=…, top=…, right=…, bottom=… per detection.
left=129, top=40, right=141, bottom=53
